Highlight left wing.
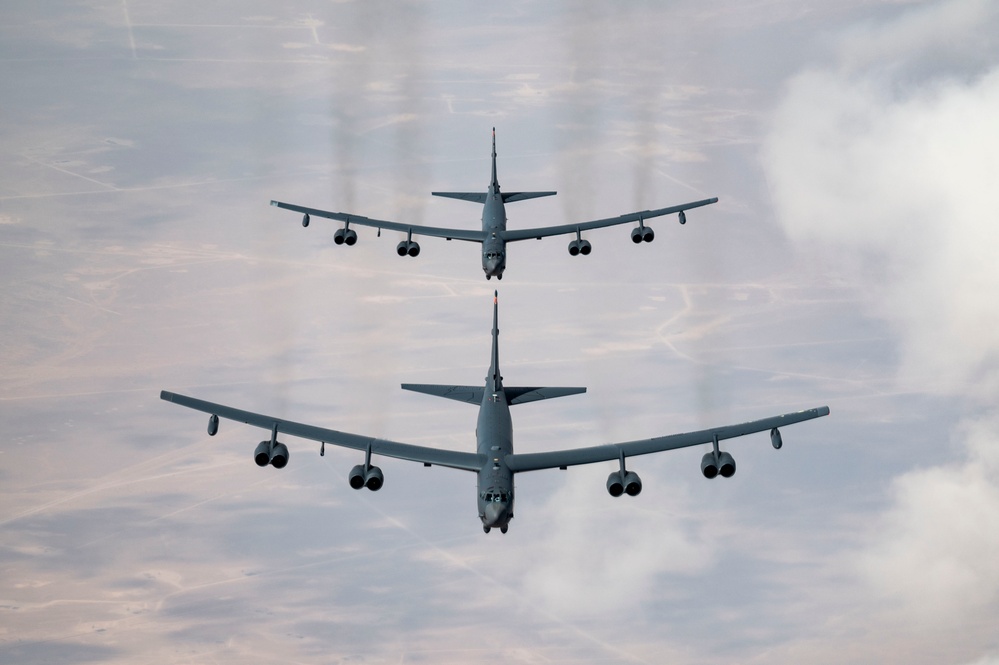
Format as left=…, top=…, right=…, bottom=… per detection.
left=270, top=200, right=486, bottom=242
left=505, top=406, right=829, bottom=472
left=500, top=197, right=718, bottom=242
left=161, top=391, right=484, bottom=471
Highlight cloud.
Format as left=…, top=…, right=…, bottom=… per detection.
left=762, top=0, right=999, bottom=644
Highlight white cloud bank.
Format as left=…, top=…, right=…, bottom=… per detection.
left=762, top=0, right=999, bottom=643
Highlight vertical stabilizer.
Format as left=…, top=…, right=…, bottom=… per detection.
left=490, top=290, right=501, bottom=390
left=490, top=127, right=500, bottom=193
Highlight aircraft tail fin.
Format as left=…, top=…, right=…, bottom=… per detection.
left=402, top=383, right=586, bottom=406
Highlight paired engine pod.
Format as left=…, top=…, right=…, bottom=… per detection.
left=364, top=466, right=384, bottom=491
left=606, top=471, right=624, bottom=497
left=770, top=427, right=783, bottom=450
left=207, top=414, right=219, bottom=436
left=623, top=471, right=643, bottom=496
left=396, top=241, right=420, bottom=257
left=254, top=441, right=272, bottom=467
left=270, top=442, right=290, bottom=469
left=344, top=229, right=358, bottom=246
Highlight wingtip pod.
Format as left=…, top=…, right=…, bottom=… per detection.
left=816, top=406, right=831, bottom=417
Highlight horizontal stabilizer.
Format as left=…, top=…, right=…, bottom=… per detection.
left=402, top=383, right=586, bottom=406
left=432, top=192, right=488, bottom=204
left=502, top=191, right=557, bottom=203
left=402, top=384, right=483, bottom=405
left=505, top=386, right=586, bottom=404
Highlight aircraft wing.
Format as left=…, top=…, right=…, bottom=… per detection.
left=499, top=197, right=719, bottom=242
left=161, top=391, right=485, bottom=471
left=504, top=406, right=829, bottom=472
left=270, top=200, right=487, bottom=242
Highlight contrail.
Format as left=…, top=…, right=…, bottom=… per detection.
left=122, top=0, right=137, bottom=60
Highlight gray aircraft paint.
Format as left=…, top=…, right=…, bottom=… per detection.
left=271, top=129, right=719, bottom=280
left=161, top=293, right=829, bottom=534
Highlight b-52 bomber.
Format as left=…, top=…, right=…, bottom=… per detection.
left=161, top=293, right=829, bottom=534
left=270, top=129, right=718, bottom=280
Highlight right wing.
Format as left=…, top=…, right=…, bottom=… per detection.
left=500, top=197, right=718, bottom=242
left=505, top=406, right=829, bottom=472
left=270, top=200, right=487, bottom=242
left=161, top=390, right=484, bottom=471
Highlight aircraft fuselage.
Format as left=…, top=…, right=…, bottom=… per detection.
left=481, top=187, right=508, bottom=280
left=475, top=384, right=514, bottom=532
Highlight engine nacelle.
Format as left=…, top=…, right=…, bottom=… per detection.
left=334, top=228, right=346, bottom=245
left=606, top=471, right=624, bottom=497
left=302, top=213, right=310, bottom=228
left=578, top=239, right=592, bottom=255
left=642, top=227, right=655, bottom=243
left=348, top=464, right=366, bottom=489
left=396, top=240, right=420, bottom=257
left=364, top=465, right=384, bottom=491
left=568, top=239, right=581, bottom=256
left=701, top=452, right=719, bottom=479
left=631, top=227, right=643, bottom=244
left=678, top=210, right=686, bottom=225
left=623, top=471, right=642, bottom=496
left=718, top=451, right=736, bottom=478
left=207, top=414, right=219, bottom=436
left=270, top=442, right=290, bottom=469
left=254, top=441, right=271, bottom=467
left=770, top=427, right=783, bottom=450
left=344, top=229, right=358, bottom=246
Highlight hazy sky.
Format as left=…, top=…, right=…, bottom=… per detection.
left=2, top=1, right=998, bottom=663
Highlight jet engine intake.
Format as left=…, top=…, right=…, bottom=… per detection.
left=623, top=471, right=643, bottom=496
left=568, top=239, right=581, bottom=256
left=718, top=451, right=736, bottom=478
left=701, top=452, right=718, bottom=479
left=606, top=471, right=624, bottom=497
left=364, top=465, right=384, bottom=491
left=344, top=229, right=358, bottom=246
left=348, top=464, right=366, bottom=489
left=254, top=440, right=271, bottom=467
left=578, top=239, right=592, bottom=255
left=269, top=442, right=290, bottom=469
left=334, top=228, right=346, bottom=245
left=407, top=241, right=420, bottom=257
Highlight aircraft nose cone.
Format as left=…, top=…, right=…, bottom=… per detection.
left=485, top=258, right=500, bottom=275
left=483, top=502, right=508, bottom=526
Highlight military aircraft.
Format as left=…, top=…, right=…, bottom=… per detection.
left=270, top=129, right=718, bottom=280
left=161, top=293, right=829, bottom=534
